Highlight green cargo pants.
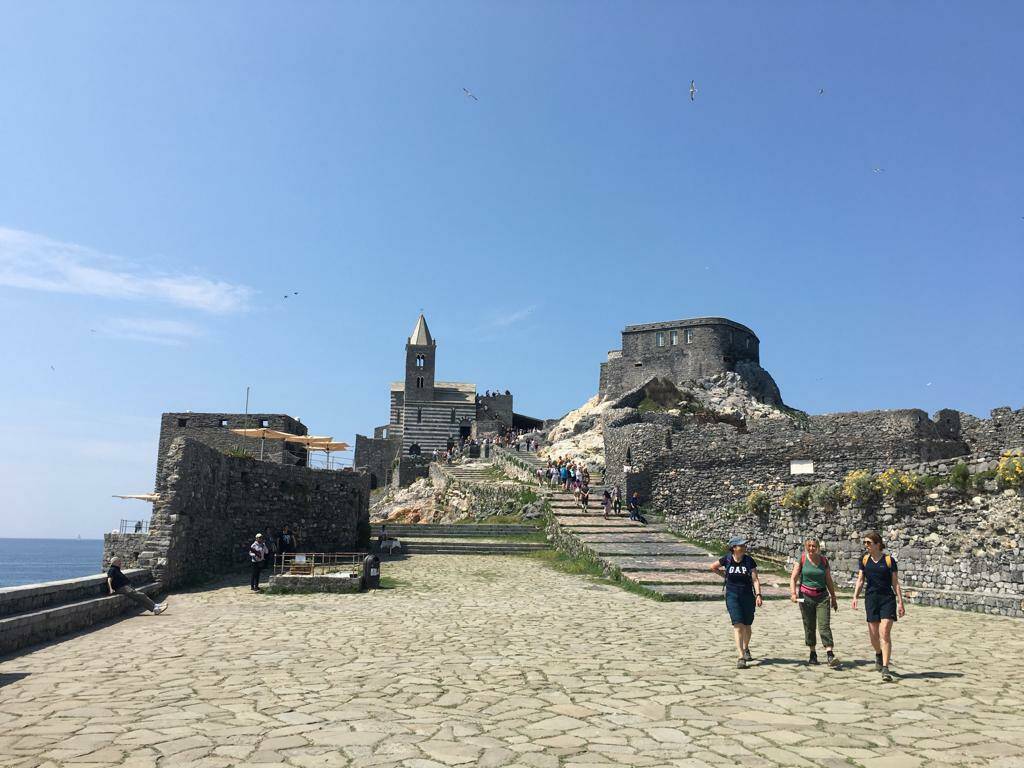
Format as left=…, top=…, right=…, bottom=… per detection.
left=800, top=592, right=834, bottom=648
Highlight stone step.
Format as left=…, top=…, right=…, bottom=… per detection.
left=586, top=542, right=709, bottom=557
left=645, top=584, right=792, bottom=601
left=395, top=544, right=547, bottom=555
left=555, top=517, right=663, bottom=530
left=372, top=525, right=537, bottom=537
left=574, top=533, right=684, bottom=544
left=604, top=555, right=717, bottom=571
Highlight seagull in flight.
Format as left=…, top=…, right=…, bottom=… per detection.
left=818, top=88, right=825, bottom=96
left=689, top=80, right=697, bottom=102
left=462, top=87, right=478, bottom=101
left=872, top=167, right=885, bottom=174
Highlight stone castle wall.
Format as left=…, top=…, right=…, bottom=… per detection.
left=156, top=412, right=308, bottom=483
left=139, top=438, right=369, bottom=589
left=102, top=532, right=148, bottom=569
left=353, top=434, right=401, bottom=489
left=960, top=406, right=1024, bottom=455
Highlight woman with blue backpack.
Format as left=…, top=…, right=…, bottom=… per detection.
left=789, top=538, right=840, bottom=667
left=710, top=536, right=763, bottom=669
left=851, top=531, right=906, bottom=682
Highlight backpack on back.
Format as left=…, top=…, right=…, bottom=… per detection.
left=861, top=553, right=893, bottom=569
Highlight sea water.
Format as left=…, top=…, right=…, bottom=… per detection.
left=0, top=538, right=104, bottom=588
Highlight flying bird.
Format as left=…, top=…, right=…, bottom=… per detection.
left=926, top=382, right=933, bottom=387
left=462, top=88, right=478, bottom=101
left=50, top=365, right=55, bottom=371
left=689, top=80, right=697, bottom=101
left=818, top=88, right=825, bottom=96
left=872, top=167, right=885, bottom=174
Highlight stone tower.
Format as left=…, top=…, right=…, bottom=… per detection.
left=405, top=314, right=436, bottom=402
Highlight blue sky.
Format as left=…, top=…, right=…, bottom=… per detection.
left=1, top=2, right=1021, bottom=538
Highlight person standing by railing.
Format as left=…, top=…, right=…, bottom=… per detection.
left=249, top=533, right=269, bottom=592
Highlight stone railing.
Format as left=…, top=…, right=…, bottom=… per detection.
left=430, top=462, right=544, bottom=521
left=492, top=448, right=544, bottom=485
left=0, top=569, right=158, bottom=656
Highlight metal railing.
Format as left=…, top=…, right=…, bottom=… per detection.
left=272, top=552, right=365, bottom=577
left=119, top=519, right=150, bottom=535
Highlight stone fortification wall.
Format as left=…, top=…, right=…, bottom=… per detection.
left=139, top=438, right=369, bottom=589
left=156, top=412, right=308, bottom=483
left=353, top=433, right=401, bottom=489
left=477, top=394, right=513, bottom=427
left=604, top=405, right=969, bottom=515
left=664, top=487, right=1024, bottom=617
left=102, top=532, right=148, bottom=569
left=959, top=406, right=1024, bottom=456
left=429, top=462, right=542, bottom=521
left=493, top=449, right=544, bottom=485
left=396, top=456, right=431, bottom=488
left=0, top=570, right=156, bottom=656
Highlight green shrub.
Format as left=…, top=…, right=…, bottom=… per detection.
left=843, top=470, right=880, bottom=507
left=972, top=469, right=997, bottom=492
left=810, top=482, right=844, bottom=511
left=745, top=490, right=770, bottom=517
left=950, top=462, right=970, bottom=493
left=780, top=485, right=812, bottom=511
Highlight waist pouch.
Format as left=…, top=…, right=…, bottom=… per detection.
left=800, top=584, right=826, bottom=598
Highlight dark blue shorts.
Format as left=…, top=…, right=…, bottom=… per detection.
left=726, top=589, right=756, bottom=625
left=865, top=592, right=897, bottom=623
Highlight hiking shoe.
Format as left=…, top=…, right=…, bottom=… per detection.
left=827, top=651, right=839, bottom=668
left=743, top=648, right=752, bottom=662
left=153, top=605, right=164, bottom=615
left=737, top=658, right=747, bottom=669
left=875, top=653, right=884, bottom=672
left=881, top=666, right=893, bottom=682
left=808, top=650, right=819, bottom=665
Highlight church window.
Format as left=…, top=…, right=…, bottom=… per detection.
left=745, top=337, right=751, bottom=349
left=450, top=408, right=456, bottom=423
left=415, top=354, right=425, bottom=368
left=685, top=329, right=693, bottom=344
left=656, top=332, right=665, bottom=347
left=397, top=411, right=402, bottom=424
left=417, top=408, right=422, bottom=424
left=416, top=376, right=424, bottom=389
left=670, top=330, right=678, bottom=346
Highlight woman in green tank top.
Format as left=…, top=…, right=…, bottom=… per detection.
left=789, top=538, right=840, bottom=666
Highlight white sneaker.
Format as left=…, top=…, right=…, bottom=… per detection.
left=154, top=603, right=166, bottom=615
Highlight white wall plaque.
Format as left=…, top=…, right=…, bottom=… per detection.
left=790, top=459, right=814, bottom=475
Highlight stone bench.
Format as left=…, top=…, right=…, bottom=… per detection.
left=0, top=573, right=159, bottom=657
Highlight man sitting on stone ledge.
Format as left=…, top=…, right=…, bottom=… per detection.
left=107, top=557, right=166, bottom=615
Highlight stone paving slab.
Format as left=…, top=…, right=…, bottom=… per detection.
left=560, top=525, right=653, bottom=534
left=554, top=515, right=656, bottom=528
left=650, top=583, right=792, bottom=600
left=1, top=555, right=1021, bottom=768
left=630, top=569, right=728, bottom=584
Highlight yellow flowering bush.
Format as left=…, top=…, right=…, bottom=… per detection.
left=996, top=450, right=1024, bottom=490
left=780, top=485, right=812, bottom=511
left=877, top=468, right=923, bottom=499
left=843, top=469, right=880, bottom=506
left=745, top=490, right=771, bottom=517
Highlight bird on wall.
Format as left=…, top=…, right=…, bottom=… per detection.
left=462, top=87, right=478, bottom=101
left=689, top=80, right=698, bottom=101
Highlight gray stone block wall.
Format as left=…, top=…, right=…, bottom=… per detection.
left=102, top=532, right=148, bottom=569
left=353, top=434, right=401, bottom=490
left=959, top=406, right=1024, bottom=456
left=139, top=438, right=369, bottom=589
left=156, top=412, right=308, bottom=484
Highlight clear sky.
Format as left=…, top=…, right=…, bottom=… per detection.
left=1, top=2, right=1021, bottom=538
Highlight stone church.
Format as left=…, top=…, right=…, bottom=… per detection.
left=353, top=314, right=542, bottom=488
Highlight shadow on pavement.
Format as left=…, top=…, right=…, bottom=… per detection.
left=896, top=671, right=964, bottom=680
left=0, top=673, right=30, bottom=688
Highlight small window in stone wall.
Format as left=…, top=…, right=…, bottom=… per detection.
left=626, top=447, right=633, bottom=463
left=633, top=361, right=643, bottom=368
left=260, top=419, right=269, bottom=427
left=685, top=329, right=693, bottom=344
left=219, top=419, right=228, bottom=427
left=450, top=408, right=456, bottom=423
left=656, top=332, right=665, bottom=347
left=416, top=376, right=424, bottom=389
left=177, top=418, right=188, bottom=427
left=417, top=408, right=422, bottom=423
left=670, top=330, right=678, bottom=346
left=745, top=337, right=751, bottom=349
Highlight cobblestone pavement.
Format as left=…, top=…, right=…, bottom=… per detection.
left=2, top=555, right=1023, bottom=768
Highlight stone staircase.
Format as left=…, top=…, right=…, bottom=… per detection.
left=511, top=452, right=789, bottom=601
left=370, top=523, right=547, bottom=556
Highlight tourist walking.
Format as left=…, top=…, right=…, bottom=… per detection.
left=277, top=525, right=299, bottom=555
left=851, top=532, right=905, bottom=682
left=612, top=486, right=622, bottom=515
left=789, top=538, right=840, bottom=667
left=628, top=491, right=647, bottom=524
left=602, top=489, right=613, bottom=519
left=579, top=483, right=590, bottom=512
left=250, top=533, right=269, bottom=592
left=711, top=537, right=763, bottom=668
left=107, top=557, right=166, bottom=614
